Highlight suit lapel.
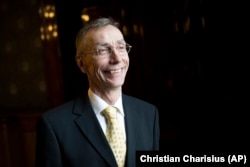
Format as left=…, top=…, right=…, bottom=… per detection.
left=73, top=94, right=117, bottom=167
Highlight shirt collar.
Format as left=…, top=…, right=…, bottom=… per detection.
left=88, top=88, right=124, bottom=116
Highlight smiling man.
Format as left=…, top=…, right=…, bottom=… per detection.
left=35, top=17, right=160, bottom=167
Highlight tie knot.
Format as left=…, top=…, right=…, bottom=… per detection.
left=102, top=106, right=118, bottom=120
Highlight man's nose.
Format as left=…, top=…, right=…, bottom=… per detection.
left=109, top=48, right=122, bottom=61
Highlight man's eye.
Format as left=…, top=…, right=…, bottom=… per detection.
left=98, top=48, right=109, bottom=55
left=117, top=45, right=126, bottom=51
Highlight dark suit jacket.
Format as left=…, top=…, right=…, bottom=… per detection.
left=35, top=93, right=160, bottom=167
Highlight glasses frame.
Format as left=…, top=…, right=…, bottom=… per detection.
left=82, top=43, right=132, bottom=57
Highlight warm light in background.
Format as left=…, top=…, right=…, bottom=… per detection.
left=81, top=14, right=90, bottom=22
left=38, top=4, right=58, bottom=41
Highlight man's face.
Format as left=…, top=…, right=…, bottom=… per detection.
left=80, top=25, right=130, bottom=92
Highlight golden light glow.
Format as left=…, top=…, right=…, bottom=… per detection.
left=52, top=31, right=58, bottom=37
left=48, top=25, right=53, bottom=31
left=49, top=12, right=55, bottom=18
left=39, top=4, right=58, bottom=41
left=81, top=14, right=90, bottom=22
left=122, top=25, right=128, bottom=36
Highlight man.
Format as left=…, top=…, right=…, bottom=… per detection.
left=35, top=17, right=160, bottom=167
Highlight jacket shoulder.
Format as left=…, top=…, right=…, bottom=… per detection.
left=122, top=94, right=157, bottom=110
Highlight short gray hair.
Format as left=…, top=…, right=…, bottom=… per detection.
left=75, top=17, right=120, bottom=56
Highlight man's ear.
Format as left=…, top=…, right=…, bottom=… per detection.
left=75, top=55, right=86, bottom=73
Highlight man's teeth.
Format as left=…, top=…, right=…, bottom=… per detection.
left=110, top=69, right=121, bottom=73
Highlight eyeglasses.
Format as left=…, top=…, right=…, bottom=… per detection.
left=83, top=43, right=132, bottom=57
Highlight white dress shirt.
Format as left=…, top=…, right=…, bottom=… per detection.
left=88, top=88, right=126, bottom=141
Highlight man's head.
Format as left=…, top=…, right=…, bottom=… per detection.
left=75, top=17, right=131, bottom=94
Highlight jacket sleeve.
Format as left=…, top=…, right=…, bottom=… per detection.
left=35, top=116, right=63, bottom=167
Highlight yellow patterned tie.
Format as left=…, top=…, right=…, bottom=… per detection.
left=103, top=106, right=126, bottom=167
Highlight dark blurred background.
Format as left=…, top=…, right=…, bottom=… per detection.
left=0, top=0, right=248, bottom=166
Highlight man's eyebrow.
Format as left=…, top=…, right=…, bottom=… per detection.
left=95, top=43, right=109, bottom=47
left=95, top=40, right=126, bottom=46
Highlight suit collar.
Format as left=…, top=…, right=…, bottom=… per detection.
left=72, top=93, right=138, bottom=167
left=88, top=89, right=125, bottom=116
left=73, top=94, right=117, bottom=167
